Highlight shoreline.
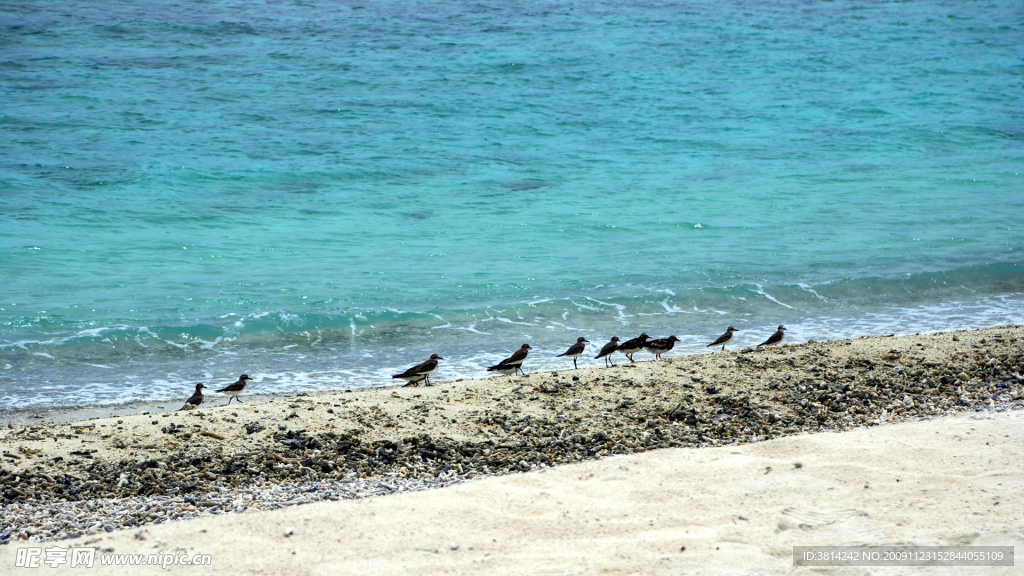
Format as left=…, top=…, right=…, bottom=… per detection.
left=3, top=325, right=1019, bottom=427
left=2, top=326, right=1022, bottom=545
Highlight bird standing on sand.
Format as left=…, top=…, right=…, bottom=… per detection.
left=487, top=344, right=531, bottom=376
left=557, top=337, right=590, bottom=369
left=392, top=354, right=443, bottom=387
left=594, top=336, right=620, bottom=367
left=645, top=335, right=680, bottom=360
left=758, top=325, right=786, bottom=349
left=708, top=326, right=738, bottom=351
left=617, top=333, right=650, bottom=363
left=181, top=383, right=205, bottom=410
left=216, top=374, right=253, bottom=404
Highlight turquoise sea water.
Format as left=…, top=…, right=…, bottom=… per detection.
left=1, top=1, right=1022, bottom=409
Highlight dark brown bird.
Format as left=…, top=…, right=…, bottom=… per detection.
left=594, top=336, right=620, bottom=367
left=181, top=383, right=205, bottom=410
left=617, top=333, right=650, bottom=363
left=708, top=326, right=738, bottom=351
left=487, top=344, right=532, bottom=376
left=645, top=335, right=680, bottom=360
left=557, top=337, right=590, bottom=369
left=216, top=374, right=253, bottom=405
left=758, top=325, right=786, bottom=349
left=392, top=354, right=443, bottom=387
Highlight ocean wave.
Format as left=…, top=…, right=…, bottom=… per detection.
left=2, top=264, right=1023, bottom=357
left=1, top=262, right=1023, bottom=409
left=1, top=291, right=1022, bottom=410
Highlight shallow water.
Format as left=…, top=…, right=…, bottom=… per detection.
left=1, top=1, right=1023, bottom=408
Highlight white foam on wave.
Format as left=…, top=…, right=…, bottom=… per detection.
left=660, top=298, right=685, bottom=314
left=543, top=320, right=591, bottom=333
left=583, top=297, right=629, bottom=324
left=796, top=282, right=833, bottom=303
left=1, top=324, right=133, bottom=350
left=454, top=324, right=491, bottom=335
left=788, top=295, right=1024, bottom=342
left=73, top=325, right=127, bottom=339
left=571, top=300, right=601, bottom=312
left=197, top=337, right=225, bottom=350
left=158, top=337, right=189, bottom=349
left=429, top=313, right=453, bottom=330
left=752, top=284, right=795, bottom=309
left=1, top=340, right=41, bottom=350
left=495, top=317, right=537, bottom=326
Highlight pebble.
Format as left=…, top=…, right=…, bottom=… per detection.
left=0, top=475, right=468, bottom=544
left=1, top=329, right=1021, bottom=546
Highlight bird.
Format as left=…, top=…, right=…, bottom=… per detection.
left=487, top=343, right=532, bottom=376
left=708, top=326, right=738, bottom=351
left=645, top=335, right=680, bottom=360
left=758, top=325, right=786, bottom=349
left=180, top=383, right=205, bottom=410
left=216, top=374, right=253, bottom=404
left=594, top=336, right=620, bottom=367
left=392, top=354, right=443, bottom=387
left=486, top=364, right=518, bottom=377
left=557, top=337, right=589, bottom=369
left=617, top=333, right=650, bottom=363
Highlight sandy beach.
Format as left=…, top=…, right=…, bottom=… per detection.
left=1, top=327, right=1022, bottom=573
left=3, top=407, right=1021, bottom=575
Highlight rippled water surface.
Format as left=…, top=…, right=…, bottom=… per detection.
left=1, top=1, right=1022, bottom=407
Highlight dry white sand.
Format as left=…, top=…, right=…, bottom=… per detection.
left=4, top=408, right=1021, bottom=575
